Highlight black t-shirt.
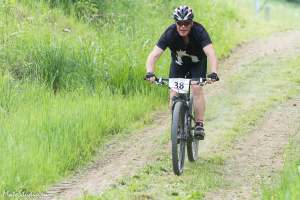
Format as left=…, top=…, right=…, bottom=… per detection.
left=157, top=22, right=212, bottom=66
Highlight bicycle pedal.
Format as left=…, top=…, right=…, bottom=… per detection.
left=194, top=131, right=205, bottom=140
left=195, top=135, right=204, bottom=140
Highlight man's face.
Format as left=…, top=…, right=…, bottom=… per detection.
left=176, top=20, right=193, bottom=37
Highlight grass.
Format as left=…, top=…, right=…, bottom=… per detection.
left=91, top=157, right=224, bottom=200
left=81, top=55, right=300, bottom=199
left=2, top=0, right=300, bottom=91
left=262, top=128, right=300, bottom=200
left=0, top=81, right=166, bottom=192
left=0, top=0, right=300, bottom=195
left=81, top=130, right=225, bottom=200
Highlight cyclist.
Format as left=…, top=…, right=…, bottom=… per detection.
left=145, top=5, right=219, bottom=140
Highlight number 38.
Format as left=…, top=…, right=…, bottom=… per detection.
left=174, top=82, right=184, bottom=89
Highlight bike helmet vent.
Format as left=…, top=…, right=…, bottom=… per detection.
left=173, top=5, right=194, bottom=21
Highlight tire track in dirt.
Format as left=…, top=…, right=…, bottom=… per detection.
left=204, top=96, right=300, bottom=200
left=44, top=112, right=170, bottom=200
left=44, top=30, right=300, bottom=200
left=201, top=30, right=300, bottom=153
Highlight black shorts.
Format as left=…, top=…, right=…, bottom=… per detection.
left=169, top=60, right=207, bottom=78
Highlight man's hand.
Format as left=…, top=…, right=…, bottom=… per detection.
left=207, top=72, right=219, bottom=82
left=145, top=72, right=156, bottom=83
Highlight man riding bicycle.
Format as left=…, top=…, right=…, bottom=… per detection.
left=145, top=5, right=219, bottom=140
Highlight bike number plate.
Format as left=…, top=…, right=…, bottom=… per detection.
left=169, top=78, right=190, bottom=93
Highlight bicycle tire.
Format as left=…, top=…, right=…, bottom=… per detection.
left=171, top=101, right=186, bottom=176
left=187, top=96, right=199, bottom=162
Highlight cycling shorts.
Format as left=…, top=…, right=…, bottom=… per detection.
left=169, top=60, right=207, bottom=78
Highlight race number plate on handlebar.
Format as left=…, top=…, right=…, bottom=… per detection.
left=169, top=78, right=191, bottom=94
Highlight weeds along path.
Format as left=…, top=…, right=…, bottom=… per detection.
left=45, top=30, right=300, bottom=200
left=204, top=96, right=300, bottom=200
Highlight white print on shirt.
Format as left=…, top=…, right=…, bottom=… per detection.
left=175, top=50, right=200, bottom=65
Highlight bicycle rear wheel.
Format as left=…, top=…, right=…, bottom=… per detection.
left=171, top=101, right=186, bottom=176
left=187, top=96, right=199, bottom=162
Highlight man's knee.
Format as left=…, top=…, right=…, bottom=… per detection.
left=191, top=85, right=204, bottom=96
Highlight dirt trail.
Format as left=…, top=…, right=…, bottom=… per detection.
left=201, top=30, right=300, bottom=153
left=45, top=30, right=300, bottom=200
left=204, top=97, right=300, bottom=200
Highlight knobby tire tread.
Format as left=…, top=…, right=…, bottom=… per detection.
left=171, top=101, right=185, bottom=176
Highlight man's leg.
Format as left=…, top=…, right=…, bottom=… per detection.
left=191, top=84, right=205, bottom=122
left=191, top=84, right=205, bottom=139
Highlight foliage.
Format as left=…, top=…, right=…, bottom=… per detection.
left=271, top=0, right=300, bottom=4
left=286, top=0, right=300, bottom=3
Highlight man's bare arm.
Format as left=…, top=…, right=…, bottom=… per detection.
left=146, top=46, right=164, bottom=73
left=203, top=44, right=218, bottom=73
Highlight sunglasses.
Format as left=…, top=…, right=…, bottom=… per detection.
left=176, top=20, right=192, bottom=27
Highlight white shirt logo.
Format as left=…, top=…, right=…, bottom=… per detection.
left=175, top=50, right=200, bottom=65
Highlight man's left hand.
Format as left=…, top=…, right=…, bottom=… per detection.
left=207, top=72, right=219, bottom=82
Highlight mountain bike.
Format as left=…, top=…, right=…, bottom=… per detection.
left=153, top=77, right=211, bottom=175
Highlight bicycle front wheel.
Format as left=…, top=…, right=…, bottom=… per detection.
left=171, top=101, right=186, bottom=176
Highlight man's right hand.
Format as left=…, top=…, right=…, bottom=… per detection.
left=145, top=72, right=156, bottom=83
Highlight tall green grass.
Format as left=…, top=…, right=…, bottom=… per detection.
left=2, top=0, right=300, bottom=92
left=0, top=80, right=165, bottom=192
left=0, top=0, right=300, bottom=194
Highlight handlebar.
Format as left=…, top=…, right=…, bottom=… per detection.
left=144, top=76, right=217, bottom=94
left=151, top=77, right=214, bottom=86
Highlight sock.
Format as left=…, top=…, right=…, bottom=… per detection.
left=196, top=120, right=204, bottom=125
